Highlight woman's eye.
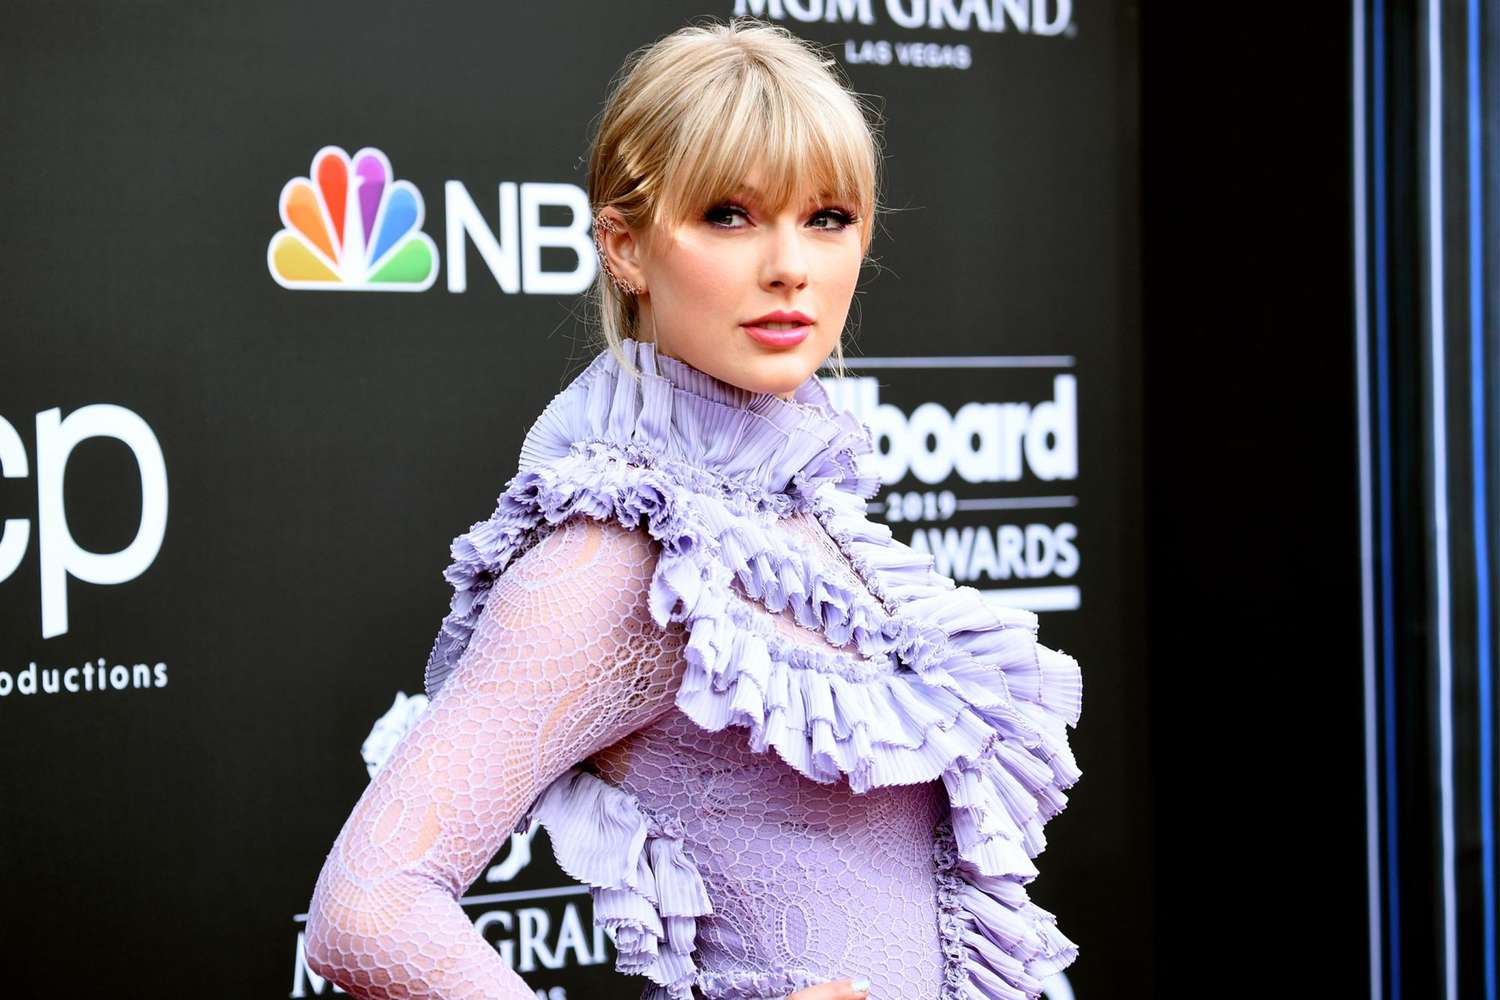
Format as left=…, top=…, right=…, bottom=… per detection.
left=705, top=204, right=750, bottom=228
left=810, top=208, right=857, bottom=231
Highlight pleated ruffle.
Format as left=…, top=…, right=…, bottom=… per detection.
left=424, top=338, right=1083, bottom=999
left=933, top=817, right=1077, bottom=1000
left=523, top=768, right=713, bottom=1000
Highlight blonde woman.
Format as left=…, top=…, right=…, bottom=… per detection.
left=303, top=16, right=1082, bottom=1000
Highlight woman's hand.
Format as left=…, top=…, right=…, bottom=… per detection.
left=786, top=977, right=871, bottom=999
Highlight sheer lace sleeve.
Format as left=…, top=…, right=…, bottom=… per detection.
left=303, top=514, right=689, bottom=998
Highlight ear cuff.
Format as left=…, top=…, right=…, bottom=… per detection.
left=593, top=212, right=644, bottom=296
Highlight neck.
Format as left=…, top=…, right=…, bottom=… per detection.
left=632, top=333, right=802, bottom=402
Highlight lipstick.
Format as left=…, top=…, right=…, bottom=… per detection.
left=742, top=310, right=813, bottom=349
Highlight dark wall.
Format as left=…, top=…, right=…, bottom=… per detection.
left=1141, top=2, right=1368, bottom=993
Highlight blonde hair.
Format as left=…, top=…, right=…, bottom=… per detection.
left=585, top=16, right=884, bottom=382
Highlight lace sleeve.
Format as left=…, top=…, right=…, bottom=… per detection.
left=303, top=514, right=688, bottom=998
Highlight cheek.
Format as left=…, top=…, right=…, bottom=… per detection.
left=660, top=239, right=742, bottom=304
left=820, top=245, right=863, bottom=306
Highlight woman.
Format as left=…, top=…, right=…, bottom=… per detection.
left=303, top=16, right=1082, bottom=1000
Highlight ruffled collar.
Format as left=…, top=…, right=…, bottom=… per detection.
left=515, top=337, right=879, bottom=510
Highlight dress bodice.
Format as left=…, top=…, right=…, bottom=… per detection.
left=592, top=510, right=949, bottom=998
left=594, top=716, right=948, bottom=999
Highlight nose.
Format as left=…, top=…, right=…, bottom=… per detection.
left=760, top=219, right=809, bottom=292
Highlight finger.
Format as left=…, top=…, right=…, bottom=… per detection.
left=789, top=977, right=872, bottom=999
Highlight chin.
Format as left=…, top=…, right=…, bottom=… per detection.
left=728, top=355, right=821, bottom=396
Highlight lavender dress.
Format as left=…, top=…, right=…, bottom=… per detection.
left=303, top=339, right=1083, bottom=1000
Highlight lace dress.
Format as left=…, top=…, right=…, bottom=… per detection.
left=303, top=338, right=1084, bottom=1000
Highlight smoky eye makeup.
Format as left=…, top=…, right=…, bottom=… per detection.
left=702, top=200, right=860, bottom=230
left=703, top=200, right=753, bottom=227
left=813, top=206, right=860, bottom=229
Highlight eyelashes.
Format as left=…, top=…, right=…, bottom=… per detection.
left=702, top=203, right=750, bottom=229
left=815, top=207, right=861, bottom=230
left=703, top=201, right=860, bottom=231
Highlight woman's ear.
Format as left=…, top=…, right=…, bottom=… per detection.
left=595, top=208, right=648, bottom=294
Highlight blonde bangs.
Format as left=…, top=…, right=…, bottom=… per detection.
left=651, top=59, right=877, bottom=249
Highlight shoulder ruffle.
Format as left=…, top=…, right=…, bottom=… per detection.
left=424, top=339, right=1083, bottom=999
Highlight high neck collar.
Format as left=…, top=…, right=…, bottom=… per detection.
left=646, top=338, right=834, bottom=413
left=517, top=337, right=879, bottom=505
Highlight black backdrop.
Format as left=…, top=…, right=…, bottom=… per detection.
left=0, top=2, right=1159, bottom=998
left=1143, top=1, right=1371, bottom=995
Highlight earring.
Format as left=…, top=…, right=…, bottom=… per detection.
left=593, top=212, right=644, bottom=296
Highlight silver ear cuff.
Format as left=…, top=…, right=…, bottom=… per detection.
left=593, top=212, right=644, bottom=296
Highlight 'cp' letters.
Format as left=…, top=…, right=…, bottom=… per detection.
left=0, top=405, right=168, bottom=638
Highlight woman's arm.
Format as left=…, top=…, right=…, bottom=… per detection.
left=303, top=514, right=687, bottom=999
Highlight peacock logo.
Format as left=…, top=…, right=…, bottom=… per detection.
left=267, top=145, right=438, bottom=291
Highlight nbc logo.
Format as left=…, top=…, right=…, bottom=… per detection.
left=267, top=145, right=438, bottom=291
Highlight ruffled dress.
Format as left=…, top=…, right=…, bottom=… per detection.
left=423, top=339, right=1084, bottom=1000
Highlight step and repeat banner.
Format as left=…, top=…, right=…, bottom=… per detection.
left=0, top=2, right=1146, bottom=997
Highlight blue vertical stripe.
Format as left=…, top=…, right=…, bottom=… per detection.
left=1355, top=2, right=1384, bottom=996
left=1468, top=0, right=1499, bottom=996
left=1373, top=1, right=1403, bottom=995
left=1424, top=0, right=1459, bottom=992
